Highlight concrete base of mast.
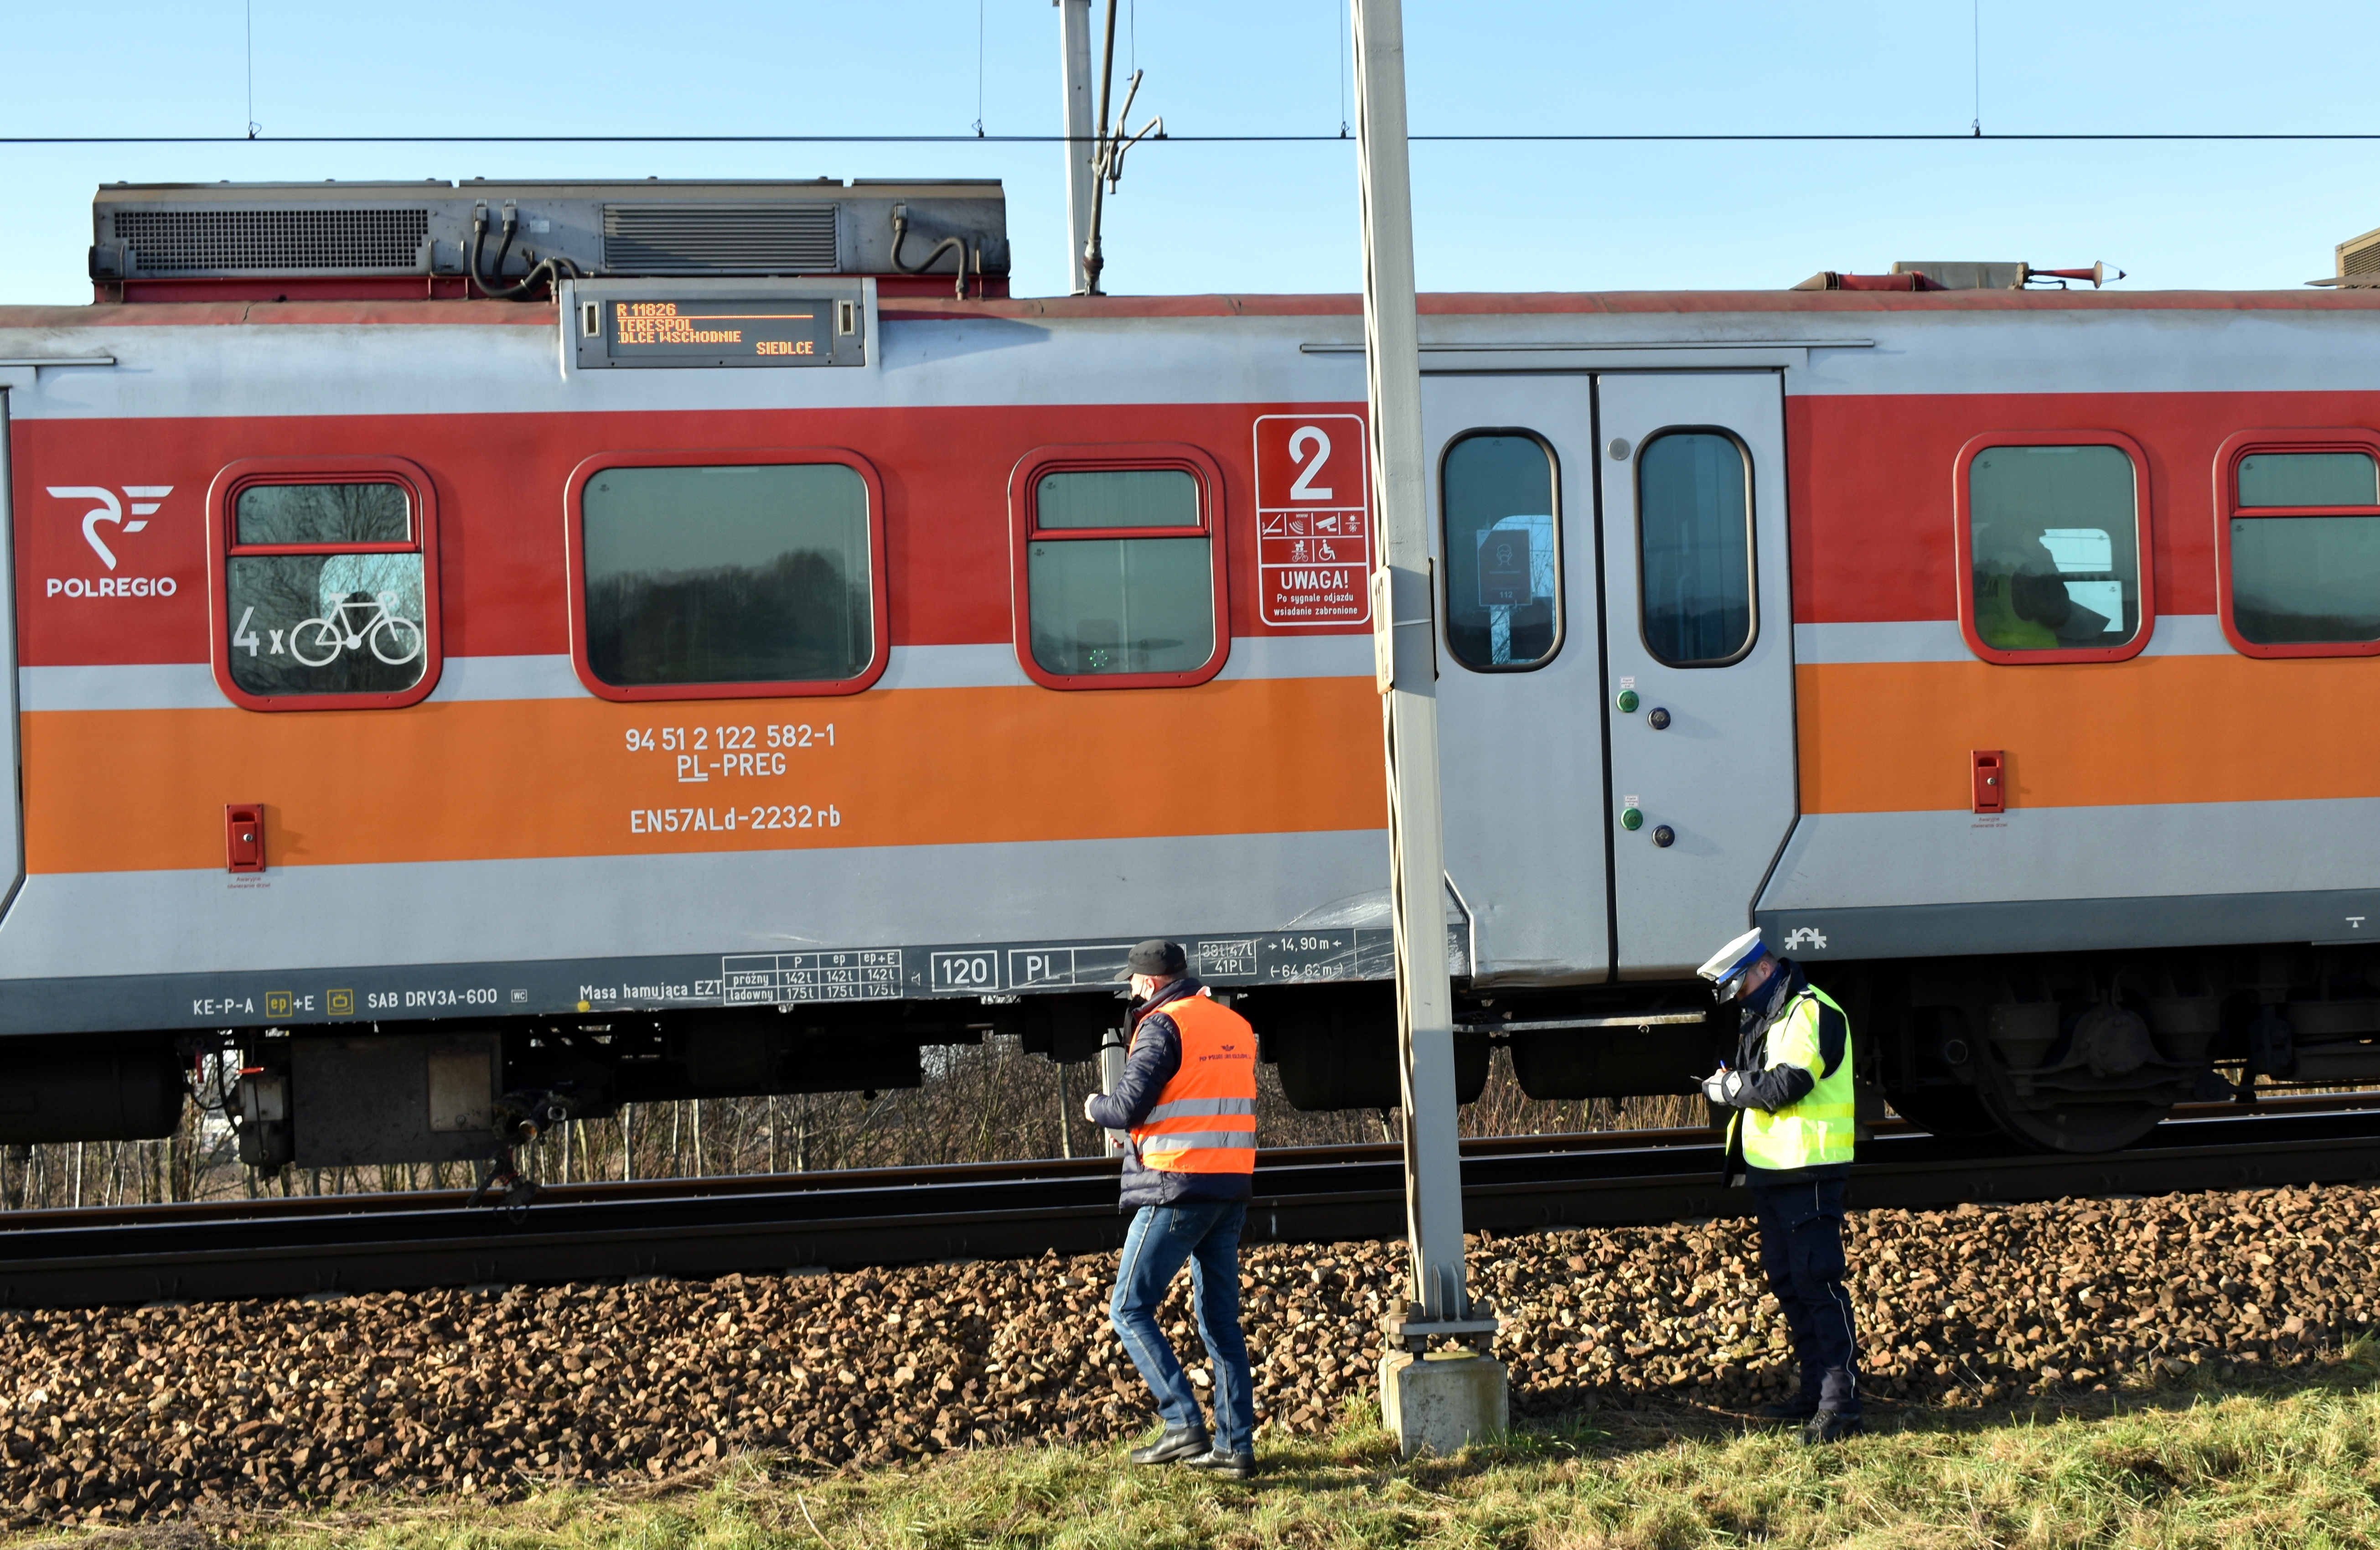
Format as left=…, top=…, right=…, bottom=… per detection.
left=1378, top=1345, right=1508, bottom=1459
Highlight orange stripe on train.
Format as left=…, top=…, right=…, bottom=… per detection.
left=1798, top=657, right=2380, bottom=814
left=25, top=678, right=1384, bottom=874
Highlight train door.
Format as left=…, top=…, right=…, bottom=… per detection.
left=1420, top=374, right=1610, bottom=983
left=1595, top=372, right=1795, bottom=978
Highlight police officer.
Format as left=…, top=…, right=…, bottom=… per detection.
left=1972, top=524, right=2082, bottom=651
left=1083, top=939, right=1259, bottom=1479
left=1697, top=927, right=1862, bottom=1442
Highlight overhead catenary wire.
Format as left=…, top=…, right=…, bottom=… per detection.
left=14, top=130, right=2380, bottom=144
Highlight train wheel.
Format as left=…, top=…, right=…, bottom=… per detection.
left=1964, top=999, right=2181, bottom=1152
left=1881, top=1085, right=1998, bottom=1140
left=1973, top=1086, right=2171, bottom=1152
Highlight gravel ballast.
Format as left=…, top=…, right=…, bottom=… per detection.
left=2, top=1182, right=2375, bottom=1527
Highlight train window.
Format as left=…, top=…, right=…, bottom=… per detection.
left=2239, top=451, right=2378, bottom=508
left=207, top=458, right=441, bottom=711
left=1636, top=430, right=1753, bottom=667
left=570, top=456, right=887, bottom=700
left=2220, top=435, right=2380, bottom=657
left=1009, top=446, right=1228, bottom=689
left=1956, top=435, right=2152, bottom=665
left=1440, top=432, right=1560, bottom=670
left=1035, top=468, right=1198, bottom=529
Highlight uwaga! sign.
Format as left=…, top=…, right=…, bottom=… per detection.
left=1253, top=415, right=1369, bottom=627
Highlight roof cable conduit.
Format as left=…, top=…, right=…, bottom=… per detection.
left=468, top=199, right=586, bottom=301
left=890, top=203, right=974, bottom=300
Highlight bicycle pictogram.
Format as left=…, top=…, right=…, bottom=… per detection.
left=289, top=591, right=424, bottom=668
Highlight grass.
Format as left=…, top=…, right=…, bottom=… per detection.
left=23, top=1358, right=2380, bottom=1550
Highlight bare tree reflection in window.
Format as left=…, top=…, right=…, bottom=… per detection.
left=226, top=482, right=425, bottom=697
left=581, top=464, right=874, bottom=688
left=587, top=551, right=871, bottom=685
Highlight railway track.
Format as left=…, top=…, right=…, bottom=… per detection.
left=2, top=1095, right=2376, bottom=1310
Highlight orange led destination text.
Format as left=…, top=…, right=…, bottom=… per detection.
left=610, top=301, right=819, bottom=352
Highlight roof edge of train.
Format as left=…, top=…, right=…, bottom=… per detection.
left=8, top=287, right=2380, bottom=332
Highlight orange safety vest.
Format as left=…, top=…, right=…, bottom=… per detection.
left=1129, top=992, right=1258, bottom=1176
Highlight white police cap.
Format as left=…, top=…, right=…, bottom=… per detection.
left=1697, top=928, right=1769, bottom=986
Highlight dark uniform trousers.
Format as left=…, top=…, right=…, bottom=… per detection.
left=1751, top=1176, right=1859, bottom=1413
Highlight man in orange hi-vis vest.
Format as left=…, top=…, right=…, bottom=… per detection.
left=1083, top=938, right=1259, bottom=1480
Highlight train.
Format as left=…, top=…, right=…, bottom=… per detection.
left=2, top=176, right=2378, bottom=1171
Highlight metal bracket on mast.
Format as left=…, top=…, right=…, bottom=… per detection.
left=1076, top=0, right=1161, bottom=295
left=1097, top=71, right=1164, bottom=193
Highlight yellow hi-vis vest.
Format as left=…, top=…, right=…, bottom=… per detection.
left=1130, top=993, right=1258, bottom=1176
left=1727, top=983, right=1856, bottom=1172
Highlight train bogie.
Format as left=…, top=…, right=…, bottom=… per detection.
left=0, top=1033, right=185, bottom=1146
left=1844, top=945, right=2380, bottom=1151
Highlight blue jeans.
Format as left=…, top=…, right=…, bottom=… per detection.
left=1109, top=1200, right=1254, bottom=1454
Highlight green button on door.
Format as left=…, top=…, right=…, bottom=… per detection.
left=1619, top=807, right=1644, bottom=832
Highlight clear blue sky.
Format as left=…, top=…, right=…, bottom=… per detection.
left=5, top=2, right=2378, bottom=303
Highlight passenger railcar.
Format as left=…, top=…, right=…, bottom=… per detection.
left=5, top=177, right=2379, bottom=1165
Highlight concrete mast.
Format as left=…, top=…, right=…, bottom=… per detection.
left=1351, top=0, right=1506, bottom=1455
left=1060, top=0, right=1130, bottom=1144
left=1056, top=0, right=1097, bottom=295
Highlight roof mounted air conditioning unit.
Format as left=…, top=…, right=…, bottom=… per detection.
left=2312, top=225, right=2380, bottom=289
left=88, top=180, right=1010, bottom=302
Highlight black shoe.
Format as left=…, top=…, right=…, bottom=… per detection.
left=1759, top=1395, right=1820, bottom=1422
left=1128, top=1426, right=1212, bottom=1465
left=1185, top=1448, right=1256, bottom=1480
left=1801, top=1409, right=1863, bottom=1444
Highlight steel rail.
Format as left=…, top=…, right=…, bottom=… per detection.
left=0, top=1118, right=1731, bottom=1233
left=0, top=1100, right=2375, bottom=1310
left=9, top=1089, right=2361, bottom=1232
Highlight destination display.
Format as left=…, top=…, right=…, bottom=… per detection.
left=603, top=298, right=834, bottom=365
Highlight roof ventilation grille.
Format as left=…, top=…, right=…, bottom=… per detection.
left=112, top=207, right=430, bottom=272
left=2313, top=225, right=2380, bottom=288
left=601, top=203, right=840, bottom=275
